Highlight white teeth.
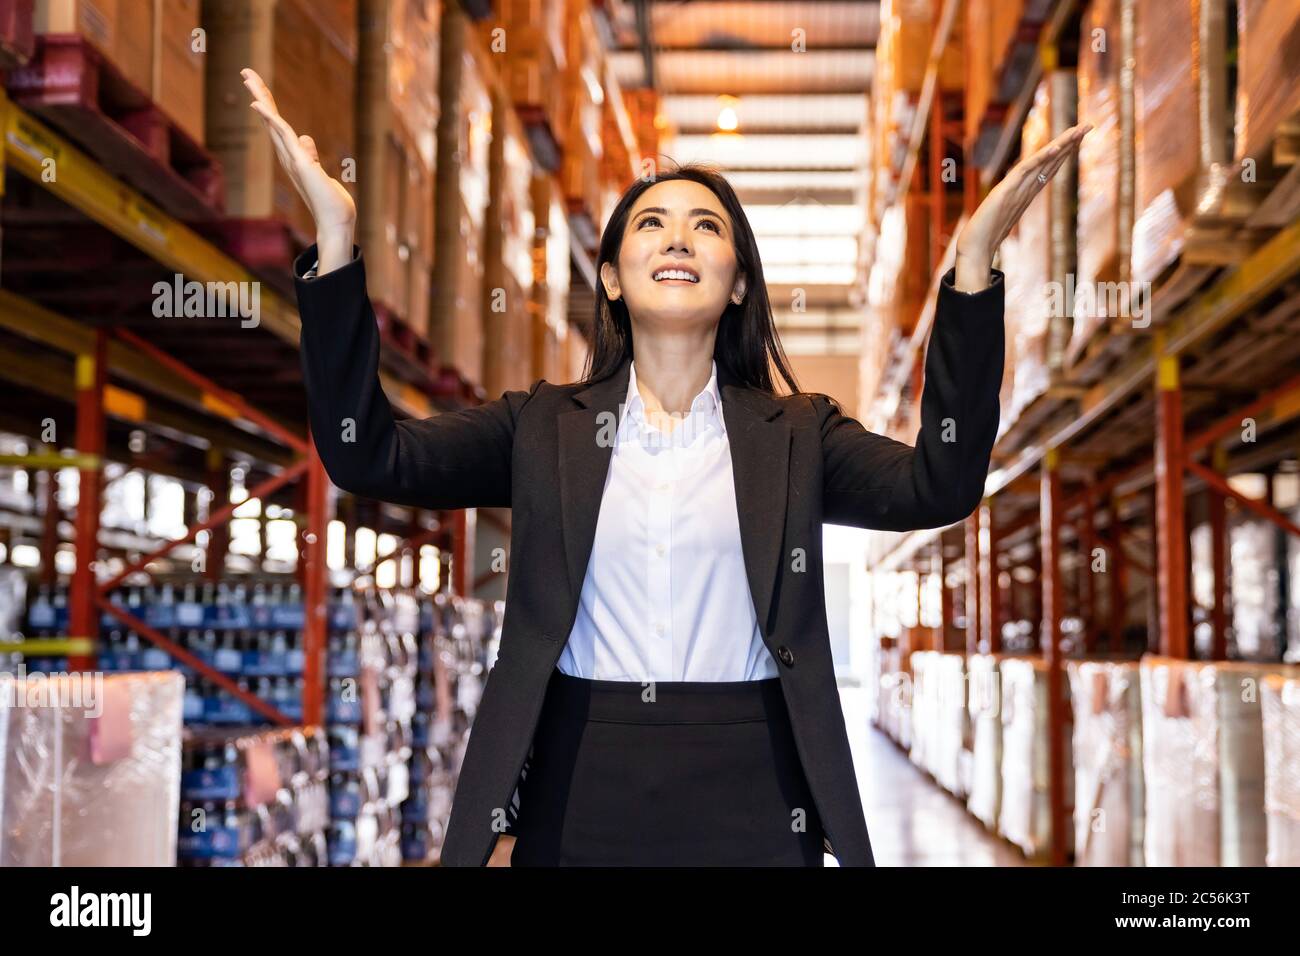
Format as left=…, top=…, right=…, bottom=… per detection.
left=653, top=269, right=698, bottom=282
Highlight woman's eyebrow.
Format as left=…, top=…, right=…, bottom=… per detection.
left=635, top=206, right=726, bottom=221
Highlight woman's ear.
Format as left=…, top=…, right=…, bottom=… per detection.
left=731, top=273, right=747, bottom=305
left=600, top=261, right=622, bottom=301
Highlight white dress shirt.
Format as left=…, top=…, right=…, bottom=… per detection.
left=556, top=359, right=780, bottom=683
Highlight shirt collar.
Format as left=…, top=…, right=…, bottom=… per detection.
left=620, top=359, right=726, bottom=440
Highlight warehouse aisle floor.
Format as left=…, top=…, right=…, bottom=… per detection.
left=835, top=687, right=1028, bottom=867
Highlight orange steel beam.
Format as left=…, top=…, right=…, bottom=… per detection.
left=1186, top=459, right=1300, bottom=539
left=98, top=597, right=292, bottom=725
left=1184, top=372, right=1300, bottom=457
left=69, top=328, right=107, bottom=671
left=1040, top=447, right=1068, bottom=867
left=113, top=327, right=310, bottom=455
left=1208, top=449, right=1229, bottom=660
left=1154, top=353, right=1190, bottom=659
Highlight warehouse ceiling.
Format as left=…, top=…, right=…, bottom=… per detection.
left=605, top=0, right=879, bottom=359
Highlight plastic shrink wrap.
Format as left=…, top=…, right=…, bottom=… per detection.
left=0, top=671, right=183, bottom=866
left=1261, top=674, right=1300, bottom=866
left=1068, top=660, right=1144, bottom=866
left=998, top=656, right=1075, bottom=858
left=1140, top=656, right=1300, bottom=866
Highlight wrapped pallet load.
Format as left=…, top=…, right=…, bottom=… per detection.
left=530, top=172, right=572, bottom=385
left=998, top=656, right=1075, bottom=859
left=966, top=654, right=999, bottom=828
left=356, top=0, right=440, bottom=337
left=998, top=73, right=1077, bottom=435
left=1140, top=656, right=1300, bottom=866
left=482, top=85, right=536, bottom=396
left=1131, top=0, right=1252, bottom=290
left=1261, top=674, right=1300, bottom=866
left=1068, top=659, right=1144, bottom=866
left=204, top=0, right=358, bottom=248
left=1234, top=0, right=1300, bottom=166
left=432, top=2, right=493, bottom=386
left=0, top=671, right=184, bottom=866
left=1068, top=0, right=1134, bottom=372
left=560, top=0, right=604, bottom=249
left=934, top=652, right=970, bottom=797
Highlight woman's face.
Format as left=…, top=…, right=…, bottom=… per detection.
left=600, top=179, right=747, bottom=334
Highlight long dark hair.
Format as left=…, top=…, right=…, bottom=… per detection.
left=576, top=161, right=804, bottom=398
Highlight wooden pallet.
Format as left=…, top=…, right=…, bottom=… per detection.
left=7, top=34, right=223, bottom=220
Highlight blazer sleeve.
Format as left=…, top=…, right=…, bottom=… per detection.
left=818, top=265, right=1005, bottom=531
left=293, top=242, right=541, bottom=509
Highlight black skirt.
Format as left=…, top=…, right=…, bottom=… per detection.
left=508, top=667, right=826, bottom=866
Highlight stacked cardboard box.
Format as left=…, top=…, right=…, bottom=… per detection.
left=997, top=72, right=1077, bottom=433
left=1235, top=0, right=1300, bottom=164
left=482, top=86, right=536, bottom=396
left=964, top=0, right=1026, bottom=148
left=1068, top=0, right=1134, bottom=368
left=1068, top=659, right=1144, bottom=866
left=152, top=0, right=204, bottom=145
left=432, top=3, right=493, bottom=385
left=622, top=87, right=662, bottom=174
left=560, top=0, right=604, bottom=246
left=529, top=172, right=571, bottom=385
left=35, top=1, right=206, bottom=145
left=356, top=0, right=440, bottom=335
left=203, top=0, right=358, bottom=247
left=475, top=0, right=566, bottom=157
left=1131, top=0, right=1239, bottom=288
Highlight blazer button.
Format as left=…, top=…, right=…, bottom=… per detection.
left=777, top=646, right=795, bottom=667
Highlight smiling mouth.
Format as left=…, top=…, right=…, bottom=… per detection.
left=652, top=268, right=700, bottom=283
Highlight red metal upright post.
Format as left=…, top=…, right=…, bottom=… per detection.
left=1208, top=445, right=1229, bottom=660
left=1041, top=447, right=1067, bottom=866
left=1080, top=486, right=1098, bottom=650
left=301, top=426, right=331, bottom=727
left=1108, top=494, right=1126, bottom=652
left=1155, top=351, right=1189, bottom=659
left=965, top=515, right=980, bottom=656
left=69, top=328, right=107, bottom=671
left=978, top=500, right=1000, bottom=654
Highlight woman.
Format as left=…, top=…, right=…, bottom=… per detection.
left=244, top=67, right=1088, bottom=867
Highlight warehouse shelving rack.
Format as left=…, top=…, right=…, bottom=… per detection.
left=863, top=0, right=1300, bottom=866
left=0, top=0, right=639, bottom=726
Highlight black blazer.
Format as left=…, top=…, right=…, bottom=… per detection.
left=293, top=243, right=1006, bottom=867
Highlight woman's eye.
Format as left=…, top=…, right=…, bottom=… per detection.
left=639, top=216, right=660, bottom=227
left=699, top=219, right=720, bottom=233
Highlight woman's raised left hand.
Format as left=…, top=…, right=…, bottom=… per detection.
left=953, top=123, right=1092, bottom=291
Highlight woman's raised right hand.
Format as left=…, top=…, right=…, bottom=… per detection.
left=241, top=67, right=356, bottom=254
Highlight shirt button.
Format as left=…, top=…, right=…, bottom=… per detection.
left=655, top=623, right=665, bottom=636
left=655, top=544, right=666, bottom=557
left=656, top=483, right=669, bottom=492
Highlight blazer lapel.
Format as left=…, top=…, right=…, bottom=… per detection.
left=558, top=354, right=792, bottom=638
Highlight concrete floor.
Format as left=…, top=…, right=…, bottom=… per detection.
left=831, top=686, right=1028, bottom=867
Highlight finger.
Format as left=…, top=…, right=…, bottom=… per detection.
left=240, top=68, right=281, bottom=117
left=298, top=134, right=320, bottom=165
left=1016, top=123, right=1090, bottom=178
